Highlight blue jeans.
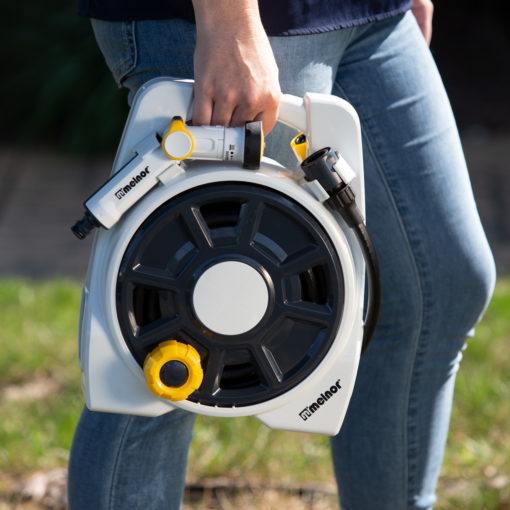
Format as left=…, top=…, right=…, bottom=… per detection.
left=69, top=12, right=496, bottom=510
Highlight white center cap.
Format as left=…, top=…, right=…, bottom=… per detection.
left=192, top=261, right=269, bottom=336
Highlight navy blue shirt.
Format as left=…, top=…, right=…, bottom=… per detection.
left=79, top=0, right=412, bottom=36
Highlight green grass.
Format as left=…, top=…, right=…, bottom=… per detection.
left=0, top=280, right=83, bottom=472
left=0, top=278, right=509, bottom=509
left=438, top=280, right=510, bottom=509
left=188, top=416, right=333, bottom=483
left=0, top=280, right=81, bottom=383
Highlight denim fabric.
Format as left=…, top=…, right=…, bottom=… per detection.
left=69, top=12, right=496, bottom=510
left=68, top=408, right=196, bottom=508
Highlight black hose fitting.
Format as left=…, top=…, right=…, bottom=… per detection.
left=301, top=147, right=342, bottom=194
left=301, top=147, right=382, bottom=354
left=71, top=210, right=100, bottom=240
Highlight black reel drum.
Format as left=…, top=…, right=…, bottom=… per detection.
left=116, top=182, right=345, bottom=407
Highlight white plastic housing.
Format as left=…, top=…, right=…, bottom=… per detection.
left=84, top=134, right=173, bottom=229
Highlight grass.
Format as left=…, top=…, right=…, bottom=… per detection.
left=0, top=280, right=83, bottom=473
left=437, top=280, right=510, bottom=509
left=0, top=278, right=509, bottom=509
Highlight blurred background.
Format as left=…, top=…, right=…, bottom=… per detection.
left=0, top=1, right=509, bottom=278
left=0, top=2, right=509, bottom=509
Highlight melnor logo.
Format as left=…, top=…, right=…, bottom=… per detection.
left=115, top=166, right=150, bottom=200
left=299, top=379, right=342, bottom=421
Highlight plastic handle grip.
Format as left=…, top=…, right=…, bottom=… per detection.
left=277, top=94, right=307, bottom=133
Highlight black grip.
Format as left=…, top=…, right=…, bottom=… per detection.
left=243, top=121, right=263, bottom=170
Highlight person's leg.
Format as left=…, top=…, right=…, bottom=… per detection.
left=268, top=12, right=495, bottom=509
left=91, top=18, right=197, bottom=104
left=326, top=13, right=496, bottom=510
left=68, top=408, right=196, bottom=509
left=69, top=19, right=199, bottom=510
left=75, top=13, right=496, bottom=509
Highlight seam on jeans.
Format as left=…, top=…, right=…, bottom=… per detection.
left=114, top=21, right=137, bottom=86
left=343, top=24, right=357, bottom=49
left=333, top=79, right=425, bottom=510
left=107, top=415, right=135, bottom=510
left=128, top=21, right=138, bottom=81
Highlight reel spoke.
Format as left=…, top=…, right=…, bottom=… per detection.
left=135, top=316, right=182, bottom=347
left=279, top=301, right=333, bottom=326
left=181, top=206, right=213, bottom=249
left=124, top=264, right=180, bottom=292
left=237, top=198, right=265, bottom=247
left=255, top=345, right=284, bottom=385
left=279, top=245, right=325, bottom=277
left=199, top=350, right=224, bottom=396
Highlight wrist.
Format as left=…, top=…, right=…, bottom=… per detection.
left=192, top=0, right=263, bottom=35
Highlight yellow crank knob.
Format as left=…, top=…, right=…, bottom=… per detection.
left=161, top=117, right=195, bottom=160
left=143, top=340, right=203, bottom=401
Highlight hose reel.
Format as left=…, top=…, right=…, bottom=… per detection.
left=75, top=78, right=380, bottom=435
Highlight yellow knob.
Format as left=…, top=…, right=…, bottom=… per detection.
left=290, top=132, right=307, bottom=164
left=143, top=340, right=203, bottom=401
left=161, top=117, right=195, bottom=160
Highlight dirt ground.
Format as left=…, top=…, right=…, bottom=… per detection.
left=0, top=469, right=338, bottom=510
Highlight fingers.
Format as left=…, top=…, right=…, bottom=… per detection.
left=229, top=88, right=280, bottom=133
left=192, top=83, right=236, bottom=127
left=258, top=91, right=280, bottom=134
left=210, top=89, right=239, bottom=127
left=237, top=82, right=280, bottom=130
left=193, top=81, right=280, bottom=135
left=192, top=87, right=213, bottom=127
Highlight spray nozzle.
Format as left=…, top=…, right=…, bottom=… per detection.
left=161, top=118, right=264, bottom=169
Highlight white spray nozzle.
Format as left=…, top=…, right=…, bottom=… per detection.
left=161, top=117, right=263, bottom=169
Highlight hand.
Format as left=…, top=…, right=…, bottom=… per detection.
left=411, top=0, right=434, bottom=46
left=191, top=0, right=281, bottom=134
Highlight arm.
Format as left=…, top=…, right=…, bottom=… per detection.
left=191, top=0, right=281, bottom=134
left=412, top=0, right=434, bottom=46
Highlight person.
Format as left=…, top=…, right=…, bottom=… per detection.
left=68, top=1, right=496, bottom=509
